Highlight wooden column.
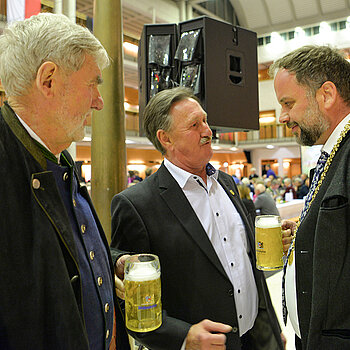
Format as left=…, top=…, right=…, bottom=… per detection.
left=92, top=0, right=127, bottom=242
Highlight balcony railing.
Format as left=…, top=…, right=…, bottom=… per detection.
left=218, top=124, right=296, bottom=146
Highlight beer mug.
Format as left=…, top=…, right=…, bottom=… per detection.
left=255, top=215, right=283, bottom=271
left=124, top=254, right=162, bottom=332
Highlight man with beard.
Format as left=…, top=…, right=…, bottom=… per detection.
left=111, top=87, right=286, bottom=350
left=269, top=45, right=350, bottom=350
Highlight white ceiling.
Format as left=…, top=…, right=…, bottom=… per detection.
left=74, top=0, right=350, bottom=88
left=230, top=0, right=350, bottom=35
left=74, top=0, right=350, bottom=38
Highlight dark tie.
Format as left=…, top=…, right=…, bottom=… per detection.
left=282, top=150, right=329, bottom=325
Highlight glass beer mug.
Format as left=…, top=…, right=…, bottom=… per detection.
left=124, top=254, right=162, bottom=332
left=255, top=215, right=283, bottom=271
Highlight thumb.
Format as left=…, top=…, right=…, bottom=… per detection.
left=203, top=320, right=232, bottom=334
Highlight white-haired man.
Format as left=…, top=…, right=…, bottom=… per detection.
left=0, top=13, right=129, bottom=350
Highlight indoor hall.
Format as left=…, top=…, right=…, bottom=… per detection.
left=1, top=0, right=350, bottom=349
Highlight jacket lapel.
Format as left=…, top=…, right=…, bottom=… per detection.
left=157, top=164, right=228, bottom=280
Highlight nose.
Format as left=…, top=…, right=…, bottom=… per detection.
left=202, top=121, right=212, bottom=137
left=92, top=88, right=104, bottom=111
left=279, top=110, right=289, bottom=124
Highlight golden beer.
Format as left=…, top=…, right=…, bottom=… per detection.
left=124, top=254, right=162, bottom=332
left=255, top=215, right=283, bottom=271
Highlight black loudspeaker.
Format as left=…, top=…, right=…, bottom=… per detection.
left=138, top=16, right=259, bottom=133
left=138, top=23, right=178, bottom=135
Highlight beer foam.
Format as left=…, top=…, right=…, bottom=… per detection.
left=256, top=216, right=280, bottom=228
left=126, top=264, right=160, bottom=282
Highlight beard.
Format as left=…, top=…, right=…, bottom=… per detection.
left=287, top=99, right=330, bottom=146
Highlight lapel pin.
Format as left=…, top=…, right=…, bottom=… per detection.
left=230, top=190, right=235, bottom=196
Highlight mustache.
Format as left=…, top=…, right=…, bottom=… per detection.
left=287, top=121, right=298, bottom=129
left=200, top=136, right=212, bottom=145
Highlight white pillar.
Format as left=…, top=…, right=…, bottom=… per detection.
left=179, top=0, right=186, bottom=21
left=186, top=2, right=193, bottom=20
left=63, top=0, right=76, bottom=23
left=53, top=0, right=62, bottom=14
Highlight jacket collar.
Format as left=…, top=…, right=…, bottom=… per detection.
left=1, top=102, right=47, bottom=169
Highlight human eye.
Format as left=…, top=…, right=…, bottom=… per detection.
left=284, top=101, right=294, bottom=109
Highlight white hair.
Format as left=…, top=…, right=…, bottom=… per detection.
left=241, top=177, right=250, bottom=186
left=255, top=183, right=266, bottom=194
left=0, top=13, right=110, bottom=96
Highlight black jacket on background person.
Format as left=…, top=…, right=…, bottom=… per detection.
left=0, top=102, right=130, bottom=350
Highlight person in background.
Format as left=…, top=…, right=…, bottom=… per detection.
left=145, top=167, right=154, bottom=178
left=270, top=44, right=350, bottom=349
left=133, top=170, right=143, bottom=182
left=0, top=13, right=130, bottom=350
left=264, top=177, right=273, bottom=196
left=300, top=173, right=308, bottom=185
left=265, top=164, right=277, bottom=178
left=238, top=184, right=257, bottom=222
left=270, top=179, right=283, bottom=201
left=293, top=177, right=309, bottom=199
left=282, top=177, right=297, bottom=200
left=241, top=176, right=255, bottom=197
left=111, top=87, right=286, bottom=350
left=249, top=167, right=259, bottom=180
left=254, top=184, right=280, bottom=216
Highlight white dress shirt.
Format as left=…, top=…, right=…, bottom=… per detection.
left=164, top=158, right=258, bottom=349
left=285, top=113, right=350, bottom=337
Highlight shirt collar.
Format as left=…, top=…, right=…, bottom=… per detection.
left=16, top=113, right=61, bottom=162
left=322, top=113, right=350, bottom=155
left=164, top=158, right=218, bottom=189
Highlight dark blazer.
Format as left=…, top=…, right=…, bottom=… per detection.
left=295, top=131, right=350, bottom=349
left=111, top=163, right=283, bottom=350
left=0, top=102, right=130, bottom=350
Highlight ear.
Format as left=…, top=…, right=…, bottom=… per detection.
left=157, top=129, right=172, bottom=152
left=316, top=81, right=337, bottom=110
left=35, top=61, right=59, bottom=98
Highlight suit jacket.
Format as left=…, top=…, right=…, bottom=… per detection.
left=295, top=132, right=350, bottom=349
left=0, top=102, right=130, bottom=350
left=111, top=163, right=283, bottom=350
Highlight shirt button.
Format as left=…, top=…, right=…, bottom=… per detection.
left=105, top=329, right=110, bottom=339
left=72, top=199, right=76, bottom=207
left=223, top=237, right=227, bottom=242
left=238, top=289, right=241, bottom=293
left=98, top=277, right=103, bottom=286
left=231, top=262, right=234, bottom=267
left=232, top=326, right=238, bottom=333
left=32, top=178, right=41, bottom=189
left=216, top=212, right=219, bottom=216
left=81, top=224, right=86, bottom=234
left=63, top=172, right=69, bottom=181
left=239, top=315, right=242, bottom=319
left=228, top=289, right=234, bottom=296
left=105, top=303, right=110, bottom=312
left=90, top=251, right=95, bottom=260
